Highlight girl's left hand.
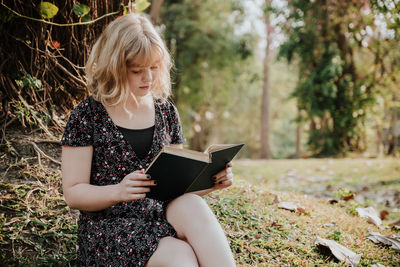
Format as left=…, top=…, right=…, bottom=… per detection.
left=212, top=162, right=234, bottom=190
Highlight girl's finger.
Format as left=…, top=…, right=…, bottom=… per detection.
left=130, top=193, right=147, bottom=200
left=215, top=172, right=234, bottom=184
left=127, top=173, right=151, bottom=180
left=127, top=187, right=151, bottom=194
left=127, top=180, right=157, bottom=187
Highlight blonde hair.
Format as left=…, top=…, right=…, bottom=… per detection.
left=86, top=13, right=172, bottom=107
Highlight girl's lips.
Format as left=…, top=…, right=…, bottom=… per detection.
left=139, top=86, right=150, bottom=90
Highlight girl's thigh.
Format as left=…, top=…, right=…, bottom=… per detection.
left=146, top=236, right=198, bottom=267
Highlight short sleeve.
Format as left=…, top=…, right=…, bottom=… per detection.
left=166, top=101, right=186, bottom=145
left=60, top=98, right=94, bottom=146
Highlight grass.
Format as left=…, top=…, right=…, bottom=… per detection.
left=1, top=136, right=399, bottom=266
left=234, top=158, right=400, bottom=220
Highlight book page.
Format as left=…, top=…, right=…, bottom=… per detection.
left=204, top=144, right=238, bottom=153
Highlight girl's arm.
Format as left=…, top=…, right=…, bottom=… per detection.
left=62, top=146, right=155, bottom=211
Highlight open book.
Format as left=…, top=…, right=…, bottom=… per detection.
left=145, top=143, right=244, bottom=201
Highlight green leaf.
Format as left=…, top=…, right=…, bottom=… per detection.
left=73, top=3, right=90, bottom=17
left=39, top=2, right=59, bottom=19
left=82, top=14, right=92, bottom=23
left=135, top=0, right=151, bottom=13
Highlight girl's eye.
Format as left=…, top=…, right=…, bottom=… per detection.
left=131, top=70, right=142, bottom=74
left=150, top=66, right=158, bottom=70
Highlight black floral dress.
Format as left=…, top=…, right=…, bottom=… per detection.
left=60, top=96, right=186, bottom=266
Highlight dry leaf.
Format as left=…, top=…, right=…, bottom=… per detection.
left=356, top=207, right=383, bottom=229
left=328, top=199, right=338, bottom=205
left=323, top=222, right=337, bottom=228
left=367, top=232, right=400, bottom=252
left=380, top=210, right=389, bottom=220
left=278, top=201, right=305, bottom=213
left=272, top=194, right=281, bottom=204
left=388, top=218, right=400, bottom=226
left=314, top=236, right=362, bottom=266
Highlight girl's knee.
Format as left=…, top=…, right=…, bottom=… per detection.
left=166, top=193, right=216, bottom=226
left=147, top=237, right=198, bottom=267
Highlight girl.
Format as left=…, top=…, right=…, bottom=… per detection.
left=61, top=13, right=236, bottom=266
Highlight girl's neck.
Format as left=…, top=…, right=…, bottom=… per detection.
left=124, top=93, right=153, bottom=110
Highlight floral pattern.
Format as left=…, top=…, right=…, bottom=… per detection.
left=60, top=96, right=185, bottom=266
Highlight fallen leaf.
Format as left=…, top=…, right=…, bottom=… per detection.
left=370, top=264, right=385, bottom=267
left=356, top=207, right=383, bottom=229
left=361, top=186, right=370, bottom=192
left=323, top=222, right=337, bottom=228
left=272, top=195, right=281, bottom=204
left=367, top=232, right=400, bottom=252
left=389, top=218, right=400, bottom=226
left=380, top=210, right=389, bottom=220
left=328, top=199, right=338, bottom=205
left=314, top=236, right=362, bottom=266
left=278, top=201, right=306, bottom=213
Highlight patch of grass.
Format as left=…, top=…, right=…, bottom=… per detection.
left=207, top=178, right=400, bottom=266
left=0, top=164, right=78, bottom=266
left=234, top=158, right=400, bottom=220
left=1, top=138, right=399, bottom=266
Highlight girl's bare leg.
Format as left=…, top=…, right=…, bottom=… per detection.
left=165, top=193, right=236, bottom=267
left=146, top=236, right=198, bottom=267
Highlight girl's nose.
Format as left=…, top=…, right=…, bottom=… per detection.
left=142, top=68, right=152, bottom=83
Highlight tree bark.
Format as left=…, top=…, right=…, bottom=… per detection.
left=150, top=0, right=164, bottom=25
left=390, top=92, right=398, bottom=156
left=260, top=0, right=272, bottom=159
left=296, top=110, right=302, bottom=156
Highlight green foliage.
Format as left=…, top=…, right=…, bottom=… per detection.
left=39, top=2, right=59, bottom=19
left=278, top=0, right=377, bottom=156
left=15, top=70, right=42, bottom=90
left=328, top=230, right=341, bottom=242
left=333, top=188, right=355, bottom=201
left=162, top=0, right=255, bottom=149
left=72, top=3, right=90, bottom=17
left=135, top=0, right=151, bottom=13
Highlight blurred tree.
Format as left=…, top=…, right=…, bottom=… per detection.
left=160, top=0, right=254, bottom=151
left=278, top=0, right=377, bottom=156
left=369, top=0, right=400, bottom=156
left=260, top=0, right=272, bottom=159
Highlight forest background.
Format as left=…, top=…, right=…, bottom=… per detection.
left=1, top=0, right=399, bottom=158
left=0, top=0, right=400, bottom=265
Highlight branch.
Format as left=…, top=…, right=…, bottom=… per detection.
left=28, top=141, right=61, bottom=165
left=1, top=2, right=122, bottom=27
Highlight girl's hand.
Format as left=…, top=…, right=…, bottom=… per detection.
left=115, top=169, right=156, bottom=202
left=212, top=162, right=234, bottom=191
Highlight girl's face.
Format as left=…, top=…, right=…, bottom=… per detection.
left=126, top=61, right=159, bottom=98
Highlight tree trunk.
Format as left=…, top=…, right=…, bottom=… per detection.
left=390, top=92, right=398, bottom=156
left=260, top=1, right=272, bottom=159
left=296, top=109, right=302, bottom=156
left=150, top=0, right=164, bottom=25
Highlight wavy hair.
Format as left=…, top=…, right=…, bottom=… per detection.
left=86, top=13, right=172, bottom=107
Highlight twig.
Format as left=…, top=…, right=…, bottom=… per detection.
left=32, top=139, right=61, bottom=145
left=28, top=141, right=61, bottom=165
left=36, top=147, right=42, bottom=167
left=1, top=2, right=122, bottom=27
left=5, top=116, right=17, bottom=128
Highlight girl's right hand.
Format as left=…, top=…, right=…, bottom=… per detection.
left=115, top=169, right=156, bottom=202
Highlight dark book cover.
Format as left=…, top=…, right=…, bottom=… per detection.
left=145, top=153, right=209, bottom=201
left=186, top=144, right=245, bottom=193
left=145, top=143, right=244, bottom=201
